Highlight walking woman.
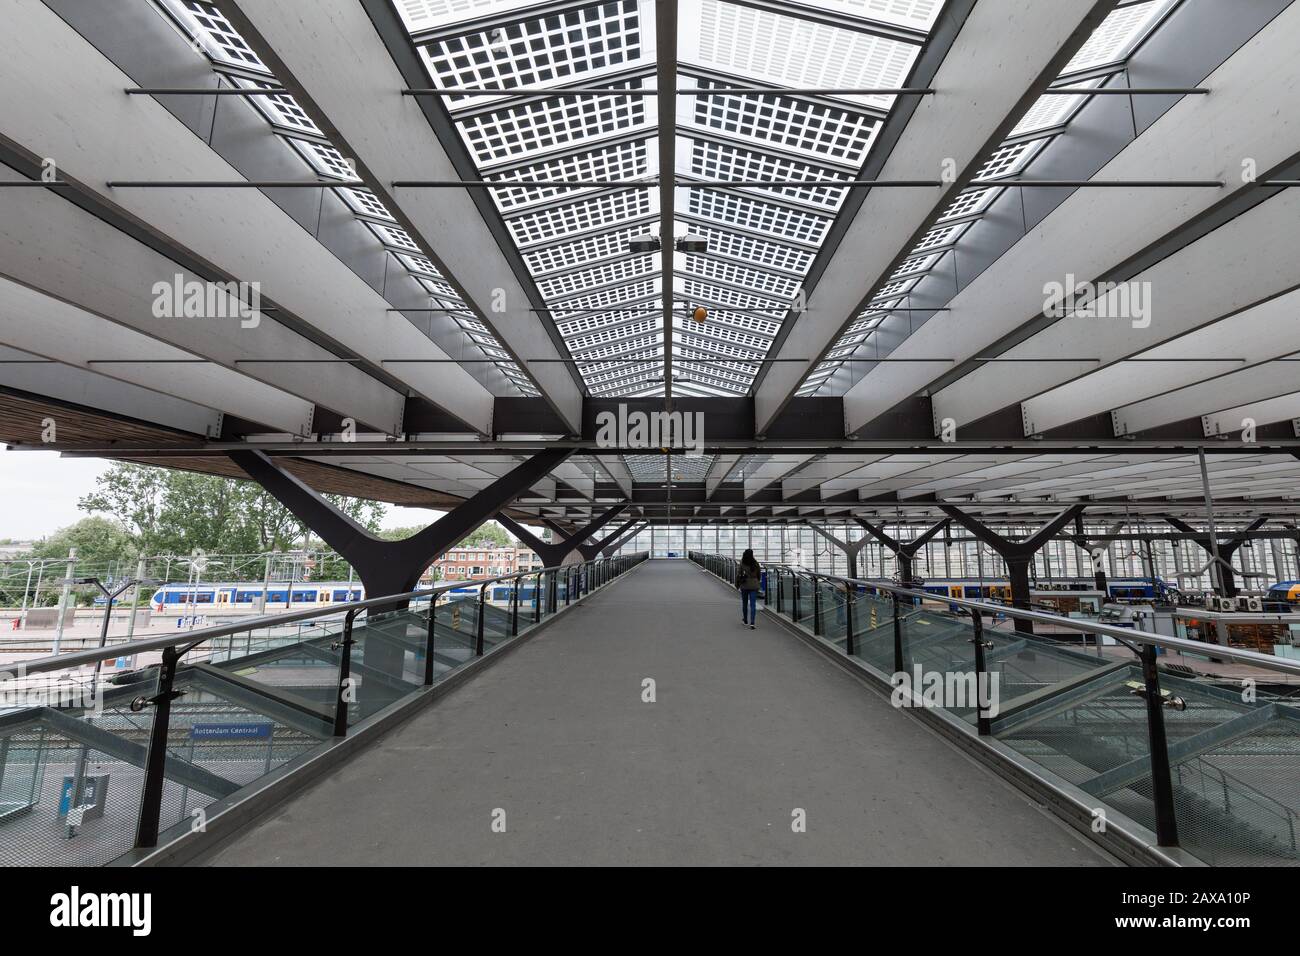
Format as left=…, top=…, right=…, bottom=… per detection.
left=736, top=549, right=762, bottom=629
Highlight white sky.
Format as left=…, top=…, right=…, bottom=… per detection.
left=0, top=448, right=446, bottom=541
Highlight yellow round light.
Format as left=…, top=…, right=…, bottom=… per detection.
left=691, top=305, right=708, bottom=323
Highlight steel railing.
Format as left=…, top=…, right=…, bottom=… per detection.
left=689, top=550, right=1300, bottom=855
left=2, top=551, right=648, bottom=853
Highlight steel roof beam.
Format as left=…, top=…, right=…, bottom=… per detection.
left=0, top=0, right=490, bottom=434
left=754, top=0, right=1108, bottom=435
left=223, top=0, right=585, bottom=433
left=0, top=165, right=406, bottom=432
left=844, top=0, right=1300, bottom=437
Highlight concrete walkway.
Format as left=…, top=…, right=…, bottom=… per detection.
left=204, top=560, right=1115, bottom=866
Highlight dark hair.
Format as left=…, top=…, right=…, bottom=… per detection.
left=741, top=549, right=760, bottom=569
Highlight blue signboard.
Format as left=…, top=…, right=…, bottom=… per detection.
left=190, top=722, right=273, bottom=741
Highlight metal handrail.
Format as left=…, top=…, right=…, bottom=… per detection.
left=1179, top=754, right=1299, bottom=831
left=11, top=553, right=648, bottom=678
left=694, top=555, right=1300, bottom=679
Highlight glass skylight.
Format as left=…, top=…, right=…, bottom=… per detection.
left=157, top=0, right=538, bottom=397
left=801, top=0, right=1179, bottom=396
left=393, top=0, right=944, bottom=405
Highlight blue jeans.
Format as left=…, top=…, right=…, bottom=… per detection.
left=740, top=588, right=758, bottom=624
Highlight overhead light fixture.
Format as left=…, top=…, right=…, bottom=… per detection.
left=627, top=234, right=661, bottom=254
left=674, top=234, right=708, bottom=253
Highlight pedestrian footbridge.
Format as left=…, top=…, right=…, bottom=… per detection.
left=3, top=556, right=1297, bottom=867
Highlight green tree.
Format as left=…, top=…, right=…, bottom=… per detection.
left=3, top=516, right=139, bottom=606
left=79, top=462, right=386, bottom=563
left=457, top=522, right=514, bottom=548
left=29, top=516, right=136, bottom=567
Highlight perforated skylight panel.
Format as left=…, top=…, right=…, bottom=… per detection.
left=873, top=277, right=918, bottom=299
left=682, top=278, right=787, bottom=314
left=826, top=342, right=862, bottom=359
left=394, top=0, right=542, bottom=32
left=692, top=82, right=877, bottom=164
left=669, top=456, right=715, bottom=481
left=367, top=222, right=422, bottom=254
left=623, top=455, right=669, bottom=481
left=586, top=361, right=660, bottom=387
left=418, top=279, right=470, bottom=306
left=686, top=309, right=782, bottom=340
left=339, top=188, right=397, bottom=221
left=976, top=140, right=1043, bottom=179
left=675, top=351, right=756, bottom=379
left=457, top=81, right=650, bottom=166
left=688, top=0, right=921, bottom=109
left=573, top=333, right=661, bottom=361
left=676, top=330, right=764, bottom=359
left=688, top=139, right=850, bottom=210
left=538, top=257, right=656, bottom=299
left=937, top=187, right=995, bottom=222
left=801, top=0, right=944, bottom=30
left=554, top=278, right=658, bottom=313
left=911, top=221, right=966, bottom=252
left=522, top=222, right=656, bottom=275
left=679, top=222, right=815, bottom=273
left=419, top=1, right=646, bottom=109
left=507, top=189, right=651, bottom=245
left=491, top=140, right=651, bottom=212
left=1062, top=0, right=1171, bottom=74
left=286, top=140, right=357, bottom=181
left=687, top=190, right=831, bottom=245
left=681, top=256, right=800, bottom=300
left=557, top=312, right=657, bottom=343
left=173, top=1, right=269, bottom=72
left=674, top=361, right=752, bottom=390
left=392, top=0, right=946, bottom=399
left=232, top=78, right=322, bottom=135
left=399, top=253, right=445, bottom=278
left=892, top=252, right=940, bottom=277
left=1011, top=78, right=1103, bottom=138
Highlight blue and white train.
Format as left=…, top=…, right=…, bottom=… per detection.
left=911, top=576, right=1168, bottom=602
left=149, top=581, right=363, bottom=611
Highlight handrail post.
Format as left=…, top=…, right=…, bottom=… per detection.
left=424, top=599, right=436, bottom=685
left=533, top=571, right=542, bottom=622
left=511, top=578, right=519, bottom=636
left=776, top=569, right=784, bottom=614
left=969, top=609, right=992, bottom=736
left=332, top=608, right=357, bottom=737
left=476, top=582, right=487, bottom=655
left=792, top=573, right=801, bottom=622
left=812, top=574, right=822, bottom=635
left=843, top=581, right=855, bottom=656
left=565, top=567, right=572, bottom=606
left=892, top=591, right=904, bottom=675
left=1140, top=642, right=1180, bottom=846
left=134, top=644, right=180, bottom=848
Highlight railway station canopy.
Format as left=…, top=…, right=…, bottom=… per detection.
left=4, top=0, right=1300, bottom=890
left=0, top=0, right=1297, bottom=535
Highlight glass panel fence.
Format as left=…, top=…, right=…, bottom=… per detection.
left=0, top=553, right=649, bottom=866
left=689, top=552, right=1300, bottom=866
